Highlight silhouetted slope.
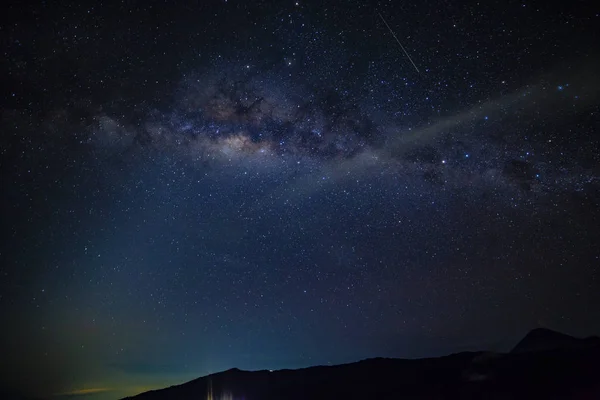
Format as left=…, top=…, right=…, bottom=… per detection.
left=511, top=328, right=598, bottom=353
left=124, top=330, right=600, bottom=400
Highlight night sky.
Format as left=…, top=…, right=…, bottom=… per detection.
left=1, top=0, right=599, bottom=398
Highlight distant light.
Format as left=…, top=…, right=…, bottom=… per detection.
left=557, top=85, right=564, bottom=91
left=441, top=160, right=447, bottom=164
left=465, top=154, right=470, bottom=158
left=484, top=116, right=489, bottom=120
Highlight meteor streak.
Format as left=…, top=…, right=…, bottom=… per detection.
left=378, top=12, right=421, bottom=75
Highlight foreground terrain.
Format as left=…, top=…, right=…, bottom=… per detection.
left=125, top=329, right=600, bottom=400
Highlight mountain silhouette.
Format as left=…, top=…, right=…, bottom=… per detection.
left=512, top=328, right=600, bottom=353
left=123, top=330, right=600, bottom=400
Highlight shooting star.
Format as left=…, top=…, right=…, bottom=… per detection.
left=378, top=12, right=421, bottom=75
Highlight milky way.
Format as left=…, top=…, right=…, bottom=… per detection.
left=57, top=56, right=599, bottom=199
left=1, top=1, right=599, bottom=399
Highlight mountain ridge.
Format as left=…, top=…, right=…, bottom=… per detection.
left=123, top=328, right=600, bottom=400
left=511, top=327, right=600, bottom=353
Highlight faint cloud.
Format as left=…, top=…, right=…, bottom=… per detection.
left=54, top=388, right=113, bottom=397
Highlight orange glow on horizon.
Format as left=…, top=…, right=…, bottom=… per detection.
left=54, top=387, right=112, bottom=396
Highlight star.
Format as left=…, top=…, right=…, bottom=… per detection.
left=1, top=1, right=598, bottom=398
